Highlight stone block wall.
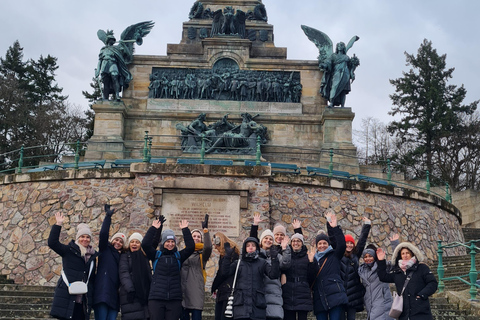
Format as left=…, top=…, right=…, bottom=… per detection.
left=0, top=167, right=463, bottom=287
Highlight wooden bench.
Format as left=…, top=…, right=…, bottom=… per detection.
left=356, top=174, right=393, bottom=186
left=111, top=158, right=166, bottom=168
left=62, top=160, right=106, bottom=169
left=244, top=160, right=300, bottom=174
left=306, top=166, right=351, bottom=179
left=177, top=159, right=233, bottom=166
left=27, top=165, right=58, bottom=172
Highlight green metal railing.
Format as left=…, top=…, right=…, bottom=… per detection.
left=437, top=240, right=480, bottom=300
left=0, top=132, right=455, bottom=203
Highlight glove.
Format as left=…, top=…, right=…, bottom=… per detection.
left=104, top=204, right=115, bottom=217
left=269, top=246, right=279, bottom=259
left=158, top=215, right=166, bottom=224
left=127, top=291, right=136, bottom=303
left=224, top=242, right=234, bottom=257
left=202, top=214, right=209, bottom=229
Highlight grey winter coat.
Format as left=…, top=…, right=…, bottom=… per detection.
left=358, top=262, right=393, bottom=320
left=181, top=230, right=212, bottom=310
left=262, top=245, right=291, bottom=319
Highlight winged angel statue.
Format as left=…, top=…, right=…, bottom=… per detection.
left=301, top=25, right=360, bottom=108
left=211, top=6, right=246, bottom=38
left=95, top=21, right=154, bottom=101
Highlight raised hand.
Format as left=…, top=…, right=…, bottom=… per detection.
left=362, top=216, right=371, bottom=224
left=281, top=235, right=290, bottom=250
left=55, top=212, right=65, bottom=226
left=201, top=214, right=209, bottom=229
left=253, top=213, right=263, bottom=226
left=325, top=212, right=337, bottom=228
left=104, top=204, right=115, bottom=217
left=179, top=220, right=189, bottom=229
left=152, top=219, right=162, bottom=229
left=292, top=219, right=301, bottom=229
left=158, top=215, right=166, bottom=225
left=376, top=248, right=386, bottom=260
left=389, top=233, right=399, bottom=242
left=224, top=242, right=234, bottom=257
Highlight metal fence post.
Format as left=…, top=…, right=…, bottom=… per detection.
left=74, top=141, right=80, bottom=169
left=147, top=137, right=152, bottom=162
left=426, top=170, right=430, bottom=194
left=17, top=146, right=24, bottom=173
left=143, top=131, right=149, bottom=162
left=468, top=241, right=478, bottom=300
left=446, top=183, right=452, bottom=203
left=387, top=159, right=392, bottom=185
left=328, top=149, right=333, bottom=178
left=255, top=136, right=261, bottom=166
left=200, top=134, right=205, bottom=164
left=437, top=240, right=445, bottom=293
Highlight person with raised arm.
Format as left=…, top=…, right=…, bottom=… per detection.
left=376, top=240, right=437, bottom=320
left=142, top=219, right=195, bottom=320
left=308, top=211, right=348, bottom=320
left=282, top=219, right=313, bottom=320
left=181, top=214, right=213, bottom=320
left=48, top=212, right=97, bottom=320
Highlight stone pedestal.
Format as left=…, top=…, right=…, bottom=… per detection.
left=320, top=108, right=359, bottom=173
left=84, top=101, right=127, bottom=161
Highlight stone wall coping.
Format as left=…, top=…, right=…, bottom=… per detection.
left=272, top=174, right=462, bottom=224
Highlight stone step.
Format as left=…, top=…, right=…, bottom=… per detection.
left=0, top=284, right=55, bottom=293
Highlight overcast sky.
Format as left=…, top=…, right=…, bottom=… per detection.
left=1, top=0, right=479, bottom=131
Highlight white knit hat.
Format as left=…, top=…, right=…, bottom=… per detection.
left=76, top=223, right=92, bottom=240
left=260, top=229, right=274, bottom=245
left=111, top=232, right=126, bottom=244
left=128, top=232, right=143, bottom=244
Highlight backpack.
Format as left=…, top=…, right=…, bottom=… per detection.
left=153, top=250, right=181, bottom=272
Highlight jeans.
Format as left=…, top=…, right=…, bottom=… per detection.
left=315, top=305, right=343, bottom=320
left=93, top=302, right=118, bottom=320
left=340, top=307, right=357, bottom=320
left=284, top=309, right=308, bottom=320
left=182, top=308, right=202, bottom=320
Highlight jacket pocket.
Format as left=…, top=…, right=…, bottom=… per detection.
left=324, top=278, right=345, bottom=294
left=255, top=290, right=267, bottom=308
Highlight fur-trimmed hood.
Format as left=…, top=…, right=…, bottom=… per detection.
left=391, top=242, right=425, bottom=264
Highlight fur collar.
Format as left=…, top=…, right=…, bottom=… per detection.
left=391, top=242, right=424, bottom=264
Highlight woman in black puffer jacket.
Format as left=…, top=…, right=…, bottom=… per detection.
left=328, top=217, right=371, bottom=320
left=211, top=232, right=240, bottom=320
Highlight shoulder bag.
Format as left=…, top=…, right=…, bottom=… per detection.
left=389, top=270, right=415, bottom=319
left=224, top=256, right=242, bottom=318
left=61, top=261, right=94, bottom=295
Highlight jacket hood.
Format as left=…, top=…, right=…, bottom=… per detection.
left=391, top=241, right=425, bottom=264
left=242, top=237, right=260, bottom=255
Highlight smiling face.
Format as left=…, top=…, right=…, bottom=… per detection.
left=246, top=241, right=257, bottom=253
left=129, top=239, right=141, bottom=252
left=261, top=235, right=273, bottom=249
left=274, top=232, right=284, bottom=244
left=346, top=241, right=355, bottom=253
left=400, top=248, right=413, bottom=261
left=111, top=237, right=124, bottom=251
left=77, top=235, right=91, bottom=248
left=291, top=238, right=303, bottom=251
left=192, top=231, right=202, bottom=244
left=316, top=240, right=329, bottom=252
left=363, top=253, right=375, bottom=264
left=164, top=239, right=176, bottom=250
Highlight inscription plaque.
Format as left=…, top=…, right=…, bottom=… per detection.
left=162, top=193, right=240, bottom=237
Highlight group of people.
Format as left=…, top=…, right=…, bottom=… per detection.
left=48, top=206, right=438, bottom=320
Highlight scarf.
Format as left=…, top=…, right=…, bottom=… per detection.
left=130, top=250, right=151, bottom=304
left=195, top=243, right=207, bottom=284
left=398, top=257, right=416, bottom=272
left=314, top=245, right=333, bottom=261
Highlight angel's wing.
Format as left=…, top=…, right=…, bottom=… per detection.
left=301, top=25, right=333, bottom=63
left=234, top=10, right=246, bottom=38
left=211, top=9, right=224, bottom=36
left=120, top=21, right=155, bottom=45
left=345, top=35, right=360, bottom=53
left=97, top=29, right=107, bottom=45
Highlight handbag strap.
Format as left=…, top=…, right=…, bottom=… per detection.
left=310, top=257, right=327, bottom=289
left=230, top=256, right=242, bottom=294
left=61, top=261, right=94, bottom=286
left=399, top=270, right=415, bottom=296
